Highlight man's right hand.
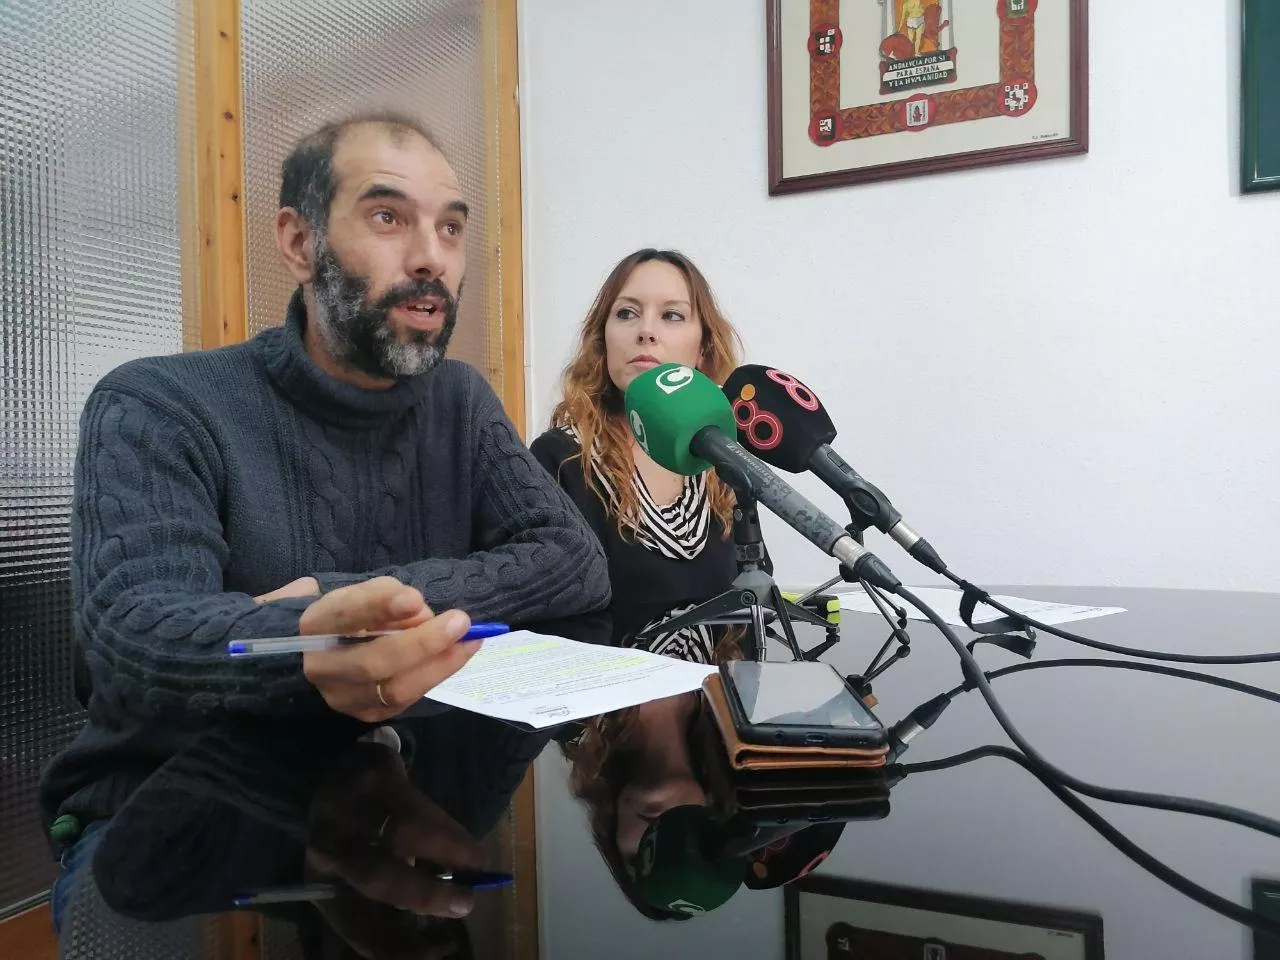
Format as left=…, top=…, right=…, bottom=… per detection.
left=306, top=742, right=483, bottom=956
left=299, top=577, right=480, bottom=723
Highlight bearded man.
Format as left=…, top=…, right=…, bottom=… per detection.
left=40, top=113, right=609, bottom=933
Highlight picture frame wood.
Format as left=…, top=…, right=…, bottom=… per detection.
left=766, top=0, right=1090, bottom=195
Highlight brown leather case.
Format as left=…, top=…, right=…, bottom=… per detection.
left=701, top=673, right=889, bottom=772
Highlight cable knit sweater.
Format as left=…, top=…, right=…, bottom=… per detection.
left=40, top=292, right=610, bottom=829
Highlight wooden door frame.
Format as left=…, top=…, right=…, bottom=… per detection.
left=191, top=0, right=250, bottom=350
left=481, top=5, right=538, bottom=960
left=484, top=0, right=528, bottom=439
left=0, top=904, right=56, bottom=960
left=189, top=2, right=258, bottom=954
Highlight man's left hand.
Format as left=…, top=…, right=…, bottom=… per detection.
left=255, top=576, right=321, bottom=603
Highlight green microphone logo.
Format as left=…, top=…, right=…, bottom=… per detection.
left=667, top=899, right=707, bottom=916
left=637, top=833, right=656, bottom=876
left=655, top=365, right=695, bottom=394
left=629, top=409, right=649, bottom=453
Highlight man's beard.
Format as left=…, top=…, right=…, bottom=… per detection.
left=310, top=241, right=460, bottom=381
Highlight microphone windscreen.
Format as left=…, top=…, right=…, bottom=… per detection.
left=721, top=364, right=836, bottom=472
left=742, top=822, right=844, bottom=889
left=624, top=364, right=737, bottom=476
left=633, top=805, right=744, bottom=915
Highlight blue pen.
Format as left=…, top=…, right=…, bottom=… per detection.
left=232, top=870, right=513, bottom=906
left=227, top=623, right=509, bottom=657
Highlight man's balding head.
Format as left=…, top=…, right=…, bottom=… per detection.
left=274, top=114, right=468, bottom=387
left=279, top=112, right=446, bottom=236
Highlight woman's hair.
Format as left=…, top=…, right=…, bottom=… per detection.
left=559, top=626, right=746, bottom=921
left=550, top=248, right=744, bottom=539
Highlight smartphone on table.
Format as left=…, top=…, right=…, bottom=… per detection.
left=719, top=660, right=887, bottom=749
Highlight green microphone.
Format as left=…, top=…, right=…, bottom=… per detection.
left=624, top=364, right=737, bottom=476
left=632, top=805, right=746, bottom=916
left=623, top=364, right=901, bottom=591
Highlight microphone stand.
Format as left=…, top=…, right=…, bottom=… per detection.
left=635, top=492, right=828, bottom=661
left=844, top=574, right=912, bottom=700
left=793, top=523, right=914, bottom=699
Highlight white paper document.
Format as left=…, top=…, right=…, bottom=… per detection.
left=424, top=630, right=716, bottom=728
left=832, top=586, right=1125, bottom=628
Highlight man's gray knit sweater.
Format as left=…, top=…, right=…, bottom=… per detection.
left=40, top=293, right=610, bottom=828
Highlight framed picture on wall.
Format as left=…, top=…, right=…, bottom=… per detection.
left=785, top=876, right=1105, bottom=960
left=1241, top=0, right=1280, bottom=193
left=766, top=0, right=1089, bottom=195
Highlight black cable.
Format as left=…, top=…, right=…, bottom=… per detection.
left=896, top=745, right=1018, bottom=776
left=887, top=657, right=1280, bottom=763
left=942, top=571, right=1280, bottom=664
left=943, top=657, right=1280, bottom=705
left=895, top=745, right=1280, bottom=937
left=895, top=586, right=1280, bottom=842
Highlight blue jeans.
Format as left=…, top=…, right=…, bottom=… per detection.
left=50, top=820, right=109, bottom=936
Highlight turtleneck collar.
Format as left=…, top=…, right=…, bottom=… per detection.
left=252, top=290, right=435, bottom=428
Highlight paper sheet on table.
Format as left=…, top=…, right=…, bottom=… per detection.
left=424, top=630, right=716, bottom=728
left=832, top=586, right=1125, bottom=628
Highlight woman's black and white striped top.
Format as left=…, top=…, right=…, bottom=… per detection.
left=529, top=425, right=738, bottom=629
left=566, top=425, right=711, bottom=561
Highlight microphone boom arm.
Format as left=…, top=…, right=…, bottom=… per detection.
left=809, top=446, right=900, bottom=535
left=809, top=446, right=946, bottom=575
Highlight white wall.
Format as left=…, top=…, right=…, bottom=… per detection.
left=520, top=0, right=1280, bottom=594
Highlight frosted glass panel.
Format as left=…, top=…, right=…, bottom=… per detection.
left=0, top=0, right=196, bottom=916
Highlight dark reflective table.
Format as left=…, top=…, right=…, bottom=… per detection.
left=536, top=587, right=1280, bottom=960
left=66, top=588, right=1280, bottom=960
